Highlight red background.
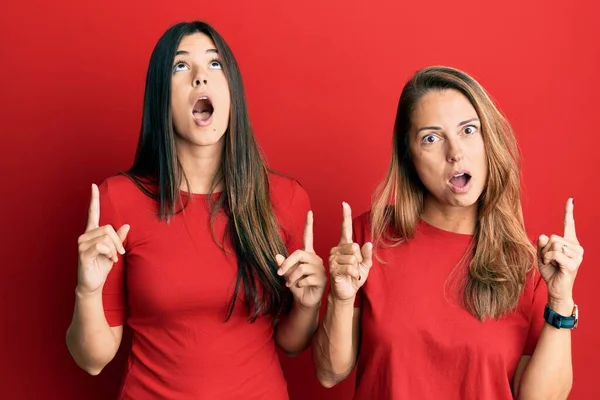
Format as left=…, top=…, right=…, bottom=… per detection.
left=1, top=0, right=598, bottom=398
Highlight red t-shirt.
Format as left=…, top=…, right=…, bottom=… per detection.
left=98, top=173, right=310, bottom=400
left=352, top=213, right=547, bottom=400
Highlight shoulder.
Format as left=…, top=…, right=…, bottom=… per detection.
left=268, top=172, right=310, bottom=210
left=97, top=174, right=156, bottom=221
left=98, top=174, right=142, bottom=198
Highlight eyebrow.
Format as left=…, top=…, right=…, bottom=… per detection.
left=415, top=118, right=480, bottom=134
left=175, top=48, right=219, bottom=56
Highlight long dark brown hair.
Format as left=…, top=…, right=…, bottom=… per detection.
left=124, top=21, right=291, bottom=322
left=371, top=66, right=536, bottom=320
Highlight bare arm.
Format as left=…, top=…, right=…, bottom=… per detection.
left=275, top=302, right=320, bottom=356
left=313, top=295, right=361, bottom=387
left=312, top=202, right=372, bottom=388
left=66, top=289, right=123, bottom=375
left=274, top=211, right=327, bottom=356
left=66, top=183, right=129, bottom=375
left=514, top=301, right=574, bottom=400
left=515, top=199, right=582, bottom=399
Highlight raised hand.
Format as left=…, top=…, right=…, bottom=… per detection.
left=276, top=211, right=327, bottom=309
left=76, top=184, right=130, bottom=295
left=328, top=202, right=372, bottom=303
left=537, top=198, right=584, bottom=310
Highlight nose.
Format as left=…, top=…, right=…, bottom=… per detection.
left=193, top=66, right=208, bottom=87
left=193, top=78, right=208, bottom=87
left=446, top=138, right=464, bottom=163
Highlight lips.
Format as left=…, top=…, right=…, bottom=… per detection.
left=450, top=173, right=470, bottom=188
left=192, top=95, right=214, bottom=126
left=448, top=170, right=472, bottom=193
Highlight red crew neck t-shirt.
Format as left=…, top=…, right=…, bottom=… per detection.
left=98, top=173, right=310, bottom=400
left=352, top=213, right=547, bottom=400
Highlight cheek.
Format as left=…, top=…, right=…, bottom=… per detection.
left=412, top=154, right=439, bottom=186
left=218, top=81, right=231, bottom=112
left=169, top=86, right=189, bottom=130
left=472, top=138, right=488, bottom=174
left=170, top=84, right=185, bottom=111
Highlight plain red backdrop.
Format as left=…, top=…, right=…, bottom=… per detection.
left=1, top=0, right=598, bottom=398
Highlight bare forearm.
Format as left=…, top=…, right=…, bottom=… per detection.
left=275, top=300, right=320, bottom=356
left=66, top=289, right=120, bottom=375
left=518, top=301, right=573, bottom=400
left=312, top=293, right=358, bottom=388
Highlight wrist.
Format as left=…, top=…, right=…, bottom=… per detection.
left=548, top=297, right=575, bottom=316
left=75, top=285, right=103, bottom=300
left=293, top=298, right=321, bottom=312
left=328, top=292, right=355, bottom=308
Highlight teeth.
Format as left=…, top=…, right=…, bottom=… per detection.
left=199, top=96, right=208, bottom=100
left=453, top=173, right=465, bottom=178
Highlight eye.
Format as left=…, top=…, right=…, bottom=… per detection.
left=209, top=59, right=222, bottom=70
left=422, top=134, right=440, bottom=144
left=463, top=125, right=478, bottom=135
left=173, top=61, right=189, bottom=72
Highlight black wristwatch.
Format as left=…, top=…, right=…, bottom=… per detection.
left=544, top=304, right=579, bottom=329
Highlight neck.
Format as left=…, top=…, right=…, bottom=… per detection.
left=175, top=138, right=224, bottom=194
left=421, top=194, right=478, bottom=235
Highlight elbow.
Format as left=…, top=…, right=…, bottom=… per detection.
left=317, top=375, right=339, bottom=389
left=276, top=340, right=307, bottom=357
left=82, top=365, right=104, bottom=376
left=517, top=383, right=573, bottom=400
left=65, top=333, right=109, bottom=377
left=282, top=350, right=301, bottom=358
left=71, top=355, right=109, bottom=376
left=314, top=363, right=351, bottom=389
left=316, top=370, right=346, bottom=388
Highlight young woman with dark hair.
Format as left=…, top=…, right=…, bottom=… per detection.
left=66, top=21, right=326, bottom=399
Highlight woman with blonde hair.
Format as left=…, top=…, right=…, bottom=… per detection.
left=313, top=66, right=583, bottom=399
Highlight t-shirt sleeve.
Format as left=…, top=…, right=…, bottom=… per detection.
left=98, top=180, right=127, bottom=327
left=282, top=181, right=312, bottom=253
left=523, top=271, right=548, bottom=355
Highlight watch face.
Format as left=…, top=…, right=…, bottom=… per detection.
left=573, top=304, right=579, bottom=329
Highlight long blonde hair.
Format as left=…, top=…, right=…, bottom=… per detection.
left=371, top=66, right=535, bottom=320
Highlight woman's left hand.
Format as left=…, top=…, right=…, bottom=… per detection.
left=276, top=211, right=327, bottom=309
left=537, top=198, right=584, bottom=313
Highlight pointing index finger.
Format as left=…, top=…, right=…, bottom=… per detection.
left=303, top=210, right=314, bottom=253
left=563, top=197, right=577, bottom=241
left=340, top=202, right=353, bottom=244
left=86, top=184, right=100, bottom=232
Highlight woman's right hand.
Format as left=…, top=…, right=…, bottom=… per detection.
left=76, top=184, right=129, bottom=295
left=328, top=202, right=372, bottom=303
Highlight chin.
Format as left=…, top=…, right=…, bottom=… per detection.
left=192, top=130, right=226, bottom=146
left=175, top=125, right=226, bottom=148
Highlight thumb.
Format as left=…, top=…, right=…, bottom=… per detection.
left=117, top=224, right=131, bottom=244
left=275, top=254, right=285, bottom=267
left=537, top=234, right=549, bottom=250
left=360, top=242, right=373, bottom=268
left=536, top=234, right=549, bottom=266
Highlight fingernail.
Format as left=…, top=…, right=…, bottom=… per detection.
left=277, top=269, right=283, bottom=276
left=119, top=248, right=125, bottom=255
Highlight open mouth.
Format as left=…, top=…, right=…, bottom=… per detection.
left=192, top=96, right=214, bottom=124
left=449, top=172, right=472, bottom=189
